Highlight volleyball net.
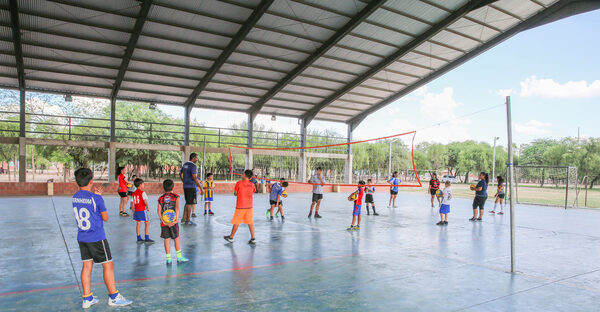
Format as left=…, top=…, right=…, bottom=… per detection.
left=228, top=131, right=422, bottom=187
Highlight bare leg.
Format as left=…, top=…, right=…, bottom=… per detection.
left=431, top=195, right=434, bottom=207
left=472, top=209, right=478, bottom=219
left=136, top=221, right=141, bottom=236
left=479, top=209, right=484, bottom=219
left=309, top=202, right=315, bottom=215
left=81, top=261, right=93, bottom=296
left=174, top=237, right=181, bottom=251
left=440, top=213, right=444, bottom=222
left=315, top=199, right=321, bottom=214
left=248, top=224, right=255, bottom=239
left=350, top=215, right=356, bottom=226
left=277, top=205, right=283, bottom=216
left=101, top=261, right=117, bottom=294
left=357, top=214, right=361, bottom=226
left=269, top=204, right=275, bottom=217
left=444, top=214, right=448, bottom=222
left=164, top=238, right=171, bottom=254
left=144, top=221, right=149, bottom=235
left=230, top=224, right=239, bottom=238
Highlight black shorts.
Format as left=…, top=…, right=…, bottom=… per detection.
left=365, top=194, right=374, bottom=203
left=429, top=189, right=438, bottom=195
left=473, top=196, right=488, bottom=210
left=79, top=239, right=112, bottom=264
left=270, top=200, right=283, bottom=206
left=127, top=191, right=134, bottom=196
left=183, top=188, right=197, bottom=205
left=498, top=194, right=505, bottom=199
left=312, top=193, right=323, bottom=202
left=390, top=190, right=398, bottom=195
left=161, top=224, right=179, bottom=239
left=118, top=192, right=128, bottom=198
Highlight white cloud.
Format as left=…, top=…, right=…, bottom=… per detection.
left=514, top=120, right=552, bottom=135
left=520, top=76, right=600, bottom=98
left=497, top=89, right=513, bottom=97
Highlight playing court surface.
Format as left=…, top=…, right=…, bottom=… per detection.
left=1, top=192, right=599, bottom=311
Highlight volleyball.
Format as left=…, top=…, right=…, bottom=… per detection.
left=127, top=183, right=132, bottom=188
left=161, top=209, right=176, bottom=224
left=281, top=190, right=288, bottom=198
left=470, top=184, right=476, bottom=191
left=348, top=192, right=358, bottom=201
left=436, top=189, right=442, bottom=196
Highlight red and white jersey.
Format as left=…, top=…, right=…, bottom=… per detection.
left=132, top=189, right=148, bottom=212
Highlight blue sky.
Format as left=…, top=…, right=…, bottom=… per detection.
left=172, top=9, right=600, bottom=146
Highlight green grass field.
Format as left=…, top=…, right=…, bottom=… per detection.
left=399, top=183, right=600, bottom=208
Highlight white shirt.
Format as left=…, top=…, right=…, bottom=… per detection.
left=441, top=187, right=452, bottom=205
left=310, top=174, right=324, bottom=194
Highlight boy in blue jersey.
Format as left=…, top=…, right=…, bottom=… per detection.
left=387, top=171, right=401, bottom=208
left=267, top=179, right=289, bottom=221
left=72, top=168, right=132, bottom=308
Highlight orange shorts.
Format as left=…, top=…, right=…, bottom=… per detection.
left=231, top=208, right=253, bottom=225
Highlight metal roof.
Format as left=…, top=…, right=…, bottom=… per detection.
left=0, top=0, right=597, bottom=127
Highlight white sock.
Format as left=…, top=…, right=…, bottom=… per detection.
left=493, top=202, right=497, bottom=210
left=500, top=203, right=504, bottom=212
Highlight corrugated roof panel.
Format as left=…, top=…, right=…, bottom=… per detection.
left=24, top=58, right=118, bottom=78
left=142, top=21, right=231, bottom=49
left=302, top=66, right=356, bottom=83
left=221, top=63, right=285, bottom=81
left=199, top=91, right=259, bottom=104
left=352, top=22, right=412, bottom=47
left=430, top=29, right=480, bottom=52
left=27, top=79, right=112, bottom=97
left=118, top=89, right=187, bottom=105
left=26, top=70, right=113, bottom=87
left=466, top=5, right=520, bottom=31
left=194, top=98, right=251, bottom=111
left=246, top=28, right=317, bottom=53
left=21, top=44, right=122, bottom=67
left=385, top=61, right=432, bottom=77
left=300, top=0, right=366, bottom=16
left=329, top=99, right=372, bottom=110
left=337, top=35, right=396, bottom=57
left=0, top=37, right=13, bottom=54
left=338, top=93, right=380, bottom=105
left=267, top=1, right=349, bottom=29
left=0, top=9, right=13, bottom=39
left=351, top=86, right=394, bottom=99
left=371, top=70, right=417, bottom=85
left=492, top=0, right=544, bottom=20
left=120, top=81, right=192, bottom=97
left=131, top=49, right=213, bottom=70
left=205, top=81, right=267, bottom=96
left=414, top=41, right=463, bottom=60
left=124, top=71, right=197, bottom=89
left=314, top=111, right=349, bottom=122
left=127, top=60, right=204, bottom=81
left=274, top=88, right=325, bottom=103
left=236, top=40, right=308, bottom=63
left=367, top=8, right=429, bottom=36
left=56, top=0, right=140, bottom=16
left=360, top=77, right=406, bottom=91
left=261, top=105, right=308, bottom=117
left=320, top=106, right=361, bottom=117
left=149, top=4, right=240, bottom=37
left=384, top=0, right=451, bottom=24
left=325, top=46, right=382, bottom=67
left=313, top=57, right=368, bottom=75
left=154, top=0, right=252, bottom=24
left=448, top=18, right=497, bottom=42
left=0, top=63, right=16, bottom=76
left=212, top=72, right=276, bottom=90
left=22, top=31, right=124, bottom=56
left=0, top=76, right=18, bottom=88
left=264, top=99, right=313, bottom=110
left=290, top=75, right=345, bottom=90
left=136, top=35, right=222, bottom=60
left=227, top=51, right=296, bottom=72
left=256, top=14, right=333, bottom=43
left=401, top=51, right=447, bottom=69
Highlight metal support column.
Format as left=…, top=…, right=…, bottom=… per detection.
left=298, top=118, right=308, bottom=182
left=246, top=113, right=253, bottom=170
left=345, top=124, right=353, bottom=184
left=108, top=98, right=116, bottom=182
left=506, top=96, right=516, bottom=273
left=183, top=106, right=191, bottom=164
left=18, top=90, right=26, bottom=182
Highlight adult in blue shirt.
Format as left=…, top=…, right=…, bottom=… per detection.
left=470, top=172, right=489, bottom=221
left=179, top=153, right=204, bottom=225
left=387, top=171, right=402, bottom=208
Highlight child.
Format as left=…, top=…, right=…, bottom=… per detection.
left=387, top=171, right=401, bottom=208
left=127, top=174, right=137, bottom=196
left=437, top=181, right=452, bottom=225
left=308, top=167, right=325, bottom=218
left=131, top=178, right=154, bottom=243
left=158, top=179, right=189, bottom=265
left=490, top=176, right=505, bottom=214
left=470, top=172, right=489, bottom=221
left=117, top=167, right=130, bottom=217
left=429, top=173, right=441, bottom=207
left=365, top=179, right=378, bottom=215
left=348, top=180, right=366, bottom=230
left=72, top=168, right=132, bottom=308
left=268, top=178, right=289, bottom=221
left=203, top=173, right=215, bottom=215
left=224, top=170, right=256, bottom=244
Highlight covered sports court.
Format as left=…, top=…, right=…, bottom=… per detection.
left=1, top=0, right=599, bottom=311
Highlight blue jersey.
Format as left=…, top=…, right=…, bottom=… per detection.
left=181, top=161, right=197, bottom=189
left=72, top=190, right=107, bottom=243
left=388, top=177, right=402, bottom=192
left=476, top=180, right=488, bottom=197
left=269, top=182, right=284, bottom=201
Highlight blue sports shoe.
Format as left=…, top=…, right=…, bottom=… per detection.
left=177, top=256, right=189, bottom=263
left=166, top=259, right=172, bottom=265
left=82, top=296, right=98, bottom=309
left=107, top=293, right=132, bottom=307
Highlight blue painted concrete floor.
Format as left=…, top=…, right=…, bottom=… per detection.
left=0, top=192, right=599, bottom=311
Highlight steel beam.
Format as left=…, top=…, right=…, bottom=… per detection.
left=302, top=0, right=497, bottom=125
left=348, top=0, right=581, bottom=129
left=8, top=0, right=24, bottom=91
left=184, top=0, right=274, bottom=109
left=248, top=0, right=386, bottom=120
left=110, top=0, right=152, bottom=101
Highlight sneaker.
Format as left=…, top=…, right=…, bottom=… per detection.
left=347, top=225, right=355, bottom=231
left=469, top=217, right=477, bottom=221
left=187, top=221, right=196, bottom=226
left=477, top=218, right=482, bottom=221
left=137, top=237, right=143, bottom=243
left=367, top=212, right=370, bottom=215
left=393, top=206, right=398, bottom=208
left=82, top=296, right=99, bottom=309
left=266, top=210, right=271, bottom=218
left=223, top=235, right=234, bottom=243
left=192, top=213, right=197, bottom=218
left=444, top=221, right=448, bottom=225
left=144, top=238, right=155, bottom=243
left=270, top=216, right=274, bottom=221
left=177, top=256, right=189, bottom=263
left=208, top=211, right=214, bottom=216
left=166, top=259, right=172, bottom=265
left=355, top=225, right=360, bottom=230
left=281, top=215, right=285, bottom=220
left=436, top=221, right=444, bottom=225
left=248, top=238, right=256, bottom=245
left=108, top=293, right=132, bottom=307
left=373, top=212, right=379, bottom=216
left=489, top=210, right=495, bottom=214
left=387, top=205, right=391, bottom=208
left=314, top=214, right=322, bottom=218
left=498, top=212, right=504, bottom=215
left=308, top=213, right=312, bottom=218
left=275, top=211, right=280, bottom=217
left=204, top=211, right=207, bottom=216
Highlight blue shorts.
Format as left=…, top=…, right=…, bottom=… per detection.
left=439, top=204, right=450, bottom=214
left=133, top=210, right=149, bottom=222
left=353, top=204, right=362, bottom=216
left=204, top=196, right=213, bottom=202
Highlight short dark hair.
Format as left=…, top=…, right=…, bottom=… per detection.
left=206, top=172, right=213, bottom=178
left=244, top=170, right=253, bottom=179
left=316, top=167, right=322, bottom=171
left=282, top=181, right=289, bottom=187
left=134, top=178, right=144, bottom=188
left=163, top=179, right=174, bottom=192
left=190, top=153, right=198, bottom=160
left=74, top=168, right=93, bottom=187
left=358, top=180, right=366, bottom=185
left=280, top=177, right=285, bottom=181
left=367, top=178, right=372, bottom=182
left=116, top=166, right=125, bottom=179
left=393, top=171, right=398, bottom=175
left=131, top=174, right=137, bottom=178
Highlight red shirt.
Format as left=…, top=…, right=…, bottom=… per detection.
left=118, top=174, right=127, bottom=192
left=355, top=187, right=365, bottom=205
left=132, top=189, right=148, bottom=212
left=429, top=179, right=440, bottom=190
left=235, top=180, right=255, bottom=209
